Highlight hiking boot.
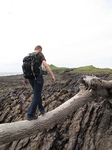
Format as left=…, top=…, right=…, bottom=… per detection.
left=27, top=115, right=38, bottom=121
left=41, top=110, right=45, bottom=116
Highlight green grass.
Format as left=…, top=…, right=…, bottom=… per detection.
left=49, top=64, right=112, bottom=74
left=73, top=65, right=112, bottom=74
left=49, top=64, right=69, bottom=72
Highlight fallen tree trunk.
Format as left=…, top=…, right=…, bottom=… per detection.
left=0, top=89, right=93, bottom=145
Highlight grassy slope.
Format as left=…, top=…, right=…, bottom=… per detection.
left=49, top=64, right=69, bottom=72
left=74, top=65, right=112, bottom=74
left=49, top=64, right=112, bottom=73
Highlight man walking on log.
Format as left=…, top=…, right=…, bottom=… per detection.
left=23, top=45, right=55, bottom=120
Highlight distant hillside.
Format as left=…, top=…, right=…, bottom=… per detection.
left=73, top=65, right=112, bottom=73
left=49, top=64, right=69, bottom=72
left=49, top=64, right=112, bottom=73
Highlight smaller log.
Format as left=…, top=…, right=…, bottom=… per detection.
left=82, top=75, right=112, bottom=90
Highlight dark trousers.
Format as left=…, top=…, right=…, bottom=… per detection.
left=27, top=75, right=44, bottom=117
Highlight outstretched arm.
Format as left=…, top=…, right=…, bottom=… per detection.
left=42, top=60, right=55, bottom=83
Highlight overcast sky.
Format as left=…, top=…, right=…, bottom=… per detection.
left=0, top=0, right=112, bottom=72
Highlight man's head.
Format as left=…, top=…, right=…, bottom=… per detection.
left=34, top=45, right=42, bottom=52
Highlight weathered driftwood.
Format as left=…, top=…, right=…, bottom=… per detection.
left=82, top=75, right=112, bottom=90
left=0, top=89, right=93, bottom=145
left=0, top=75, right=111, bottom=145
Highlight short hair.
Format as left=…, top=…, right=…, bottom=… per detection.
left=34, top=45, right=42, bottom=50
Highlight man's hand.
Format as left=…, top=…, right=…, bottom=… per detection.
left=25, top=78, right=29, bottom=86
left=52, top=75, right=55, bottom=83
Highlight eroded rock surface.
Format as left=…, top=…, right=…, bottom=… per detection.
left=0, top=72, right=112, bottom=150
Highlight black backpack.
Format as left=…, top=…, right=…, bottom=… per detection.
left=22, top=52, right=41, bottom=79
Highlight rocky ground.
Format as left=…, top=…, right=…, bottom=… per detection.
left=0, top=71, right=112, bottom=150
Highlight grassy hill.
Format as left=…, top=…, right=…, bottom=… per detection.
left=73, top=65, right=112, bottom=74
left=49, top=64, right=69, bottom=72
left=49, top=64, right=112, bottom=73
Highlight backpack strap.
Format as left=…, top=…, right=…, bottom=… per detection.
left=30, top=52, right=41, bottom=80
left=31, top=60, right=36, bottom=80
